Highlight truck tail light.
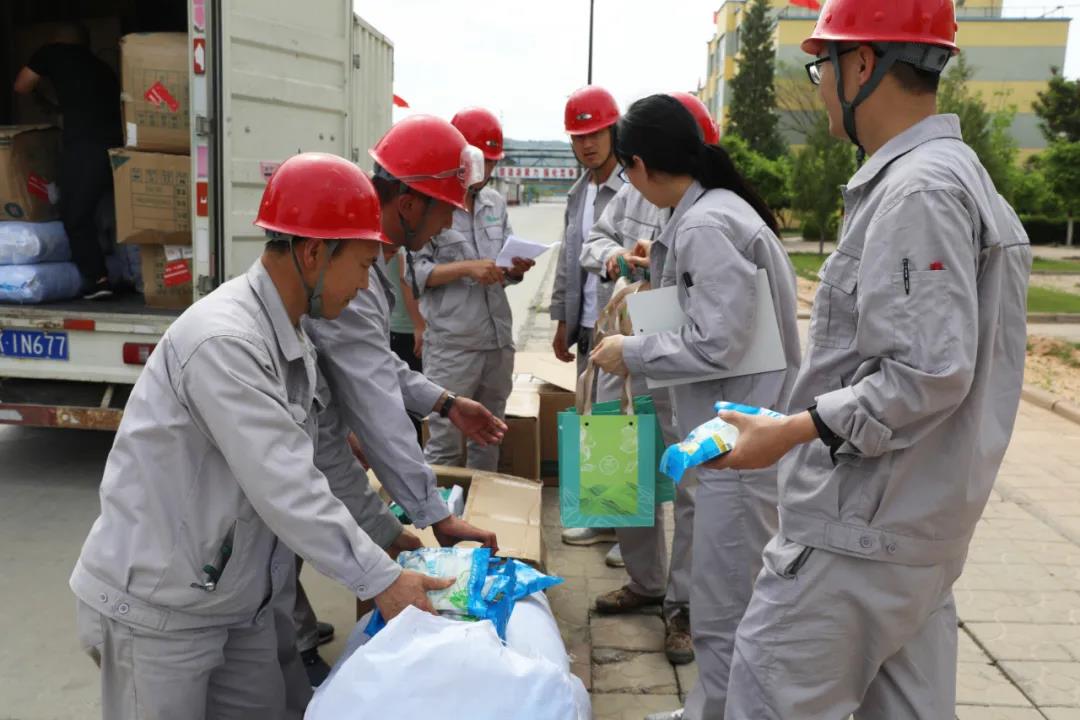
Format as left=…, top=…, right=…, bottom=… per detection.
left=123, top=343, right=156, bottom=365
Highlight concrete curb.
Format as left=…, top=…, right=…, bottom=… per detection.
left=1027, top=313, right=1080, bottom=323
left=1021, top=384, right=1080, bottom=425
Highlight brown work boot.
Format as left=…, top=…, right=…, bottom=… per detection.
left=594, top=585, right=665, bottom=614
left=664, top=609, right=694, bottom=665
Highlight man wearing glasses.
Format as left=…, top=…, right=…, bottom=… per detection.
left=662, top=0, right=1033, bottom=717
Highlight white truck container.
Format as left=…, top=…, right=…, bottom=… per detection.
left=0, top=0, right=393, bottom=430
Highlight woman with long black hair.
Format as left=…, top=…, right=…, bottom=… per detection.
left=589, top=94, right=802, bottom=720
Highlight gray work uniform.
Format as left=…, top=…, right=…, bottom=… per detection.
left=580, top=183, right=695, bottom=621
left=413, top=187, right=516, bottom=471
left=621, top=181, right=802, bottom=720
left=550, top=168, right=623, bottom=377
left=70, top=260, right=403, bottom=720
left=725, top=115, right=1032, bottom=719
left=292, top=393, right=404, bottom=655
left=304, top=254, right=452, bottom=530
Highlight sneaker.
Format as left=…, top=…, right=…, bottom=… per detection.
left=82, top=278, right=114, bottom=301
left=301, top=648, right=332, bottom=687
left=644, top=710, right=684, bottom=720
left=317, top=621, right=335, bottom=646
left=561, top=527, right=617, bottom=546
left=665, top=609, right=695, bottom=665
left=605, top=543, right=625, bottom=568
left=595, top=584, right=665, bottom=614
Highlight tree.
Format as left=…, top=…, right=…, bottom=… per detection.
left=725, top=0, right=786, bottom=159
left=1033, top=68, right=1080, bottom=143
left=722, top=133, right=792, bottom=219
left=1043, top=141, right=1080, bottom=245
left=1009, top=156, right=1063, bottom=218
left=937, top=52, right=1018, bottom=199
left=790, top=114, right=856, bottom=253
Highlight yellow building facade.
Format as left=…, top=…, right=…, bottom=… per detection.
left=698, top=0, right=1069, bottom=157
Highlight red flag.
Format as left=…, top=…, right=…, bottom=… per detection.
left=790, top=0, right=821, bottom=9
left=392, top=94, right=410, bottom=108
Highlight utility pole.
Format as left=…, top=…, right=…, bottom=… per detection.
left=588, top=0, right=595, bottom=84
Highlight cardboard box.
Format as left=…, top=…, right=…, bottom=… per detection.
left=120, top=33, right=190, bottom=153
left=109, top=149, right=191, bottom=245
left=13, top=18, right=125, bottom=126
left=498, top=380, right=541, bottom=480
left=0, top=125, right=61, bottom=223
left=139, top=243, right=192, bottom=310
left=420, top=381, right=542, bottom=480
left=514, top=354, right=579, bottom=484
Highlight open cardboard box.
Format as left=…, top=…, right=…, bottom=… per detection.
left=359, top=464, right=545, bottom=619
left=514, top=353, right=578, bottom=485
left=420, top=381, right=543, bottom=480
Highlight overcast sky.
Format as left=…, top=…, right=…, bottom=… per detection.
left=354, top=0, right=1080, bottom=141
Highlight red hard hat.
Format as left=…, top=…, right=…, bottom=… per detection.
left=669, top=92, right=720, bottom=145
left=801, top=0, right=959, bottom=56
left=452, top=107, right=505, bottom=161
left=369, top=115, right=482, bottom=210
left=564, top=86, right=620, bottom=136
left=254, top=152, right=387, bottom=242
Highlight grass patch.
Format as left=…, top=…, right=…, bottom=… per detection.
left=1027, top=286, right=1080, bottom=314
left=1032, top=257, right=1080, bottom=273
left=788, top=252, right=828, bottom=281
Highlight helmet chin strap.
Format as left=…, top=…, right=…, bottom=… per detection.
left=397, top=193, right=434, bottom=297
left=289, top=236, right=340, bottom=319
left=832, top=42, right=904, bottom=164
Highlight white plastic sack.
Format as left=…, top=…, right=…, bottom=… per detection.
left=0, top=262, right=82, bottom=304
left=0, top=222, right=70, bottom=265
left=306, top=605, right=590, bottom=720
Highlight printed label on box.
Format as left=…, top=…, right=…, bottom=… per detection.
left=144, top=81, right=180, bottom=112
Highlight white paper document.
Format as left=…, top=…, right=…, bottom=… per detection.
left=625, top=269, right=787, bottom=389
left=496, top=235, right=551, bottom=267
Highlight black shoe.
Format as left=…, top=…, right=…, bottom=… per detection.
left=82, top=278, right=113, bottom=301
left=301, top=648, right=332, bottom=687
left=317, top=621, right=335, bottom=646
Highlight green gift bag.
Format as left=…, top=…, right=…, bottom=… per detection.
left=559, top=362, right=659, bottom=528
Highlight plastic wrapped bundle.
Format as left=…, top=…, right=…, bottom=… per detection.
left=0, top=222, right=71, bottom=265
left=0, top=262, right=82, bottom=304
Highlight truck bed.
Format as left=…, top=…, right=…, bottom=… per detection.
left=0, top=293, right=181, bottom=321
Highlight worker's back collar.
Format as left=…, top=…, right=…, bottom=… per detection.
left=655, top=179, right=707, bottom=249
left=846, top=114, right=963, bottom=192
left=247, top=260, right=305, bottom=362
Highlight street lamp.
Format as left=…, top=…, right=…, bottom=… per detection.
left=588, top=0, right=595, bottom=84
left=1039, top=5, right=1065, bottom=17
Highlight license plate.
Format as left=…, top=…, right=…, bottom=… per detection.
left=0, top=329, right=69, bottom=361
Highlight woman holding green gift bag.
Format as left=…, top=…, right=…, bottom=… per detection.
left=589, top=94, right=802, bottom=720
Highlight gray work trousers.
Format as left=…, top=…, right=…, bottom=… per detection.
left=724, top=534, right=964, bottom=719
left=682, top=468, right=778, bottom=720
left=423, top=344, right=514, bottom=471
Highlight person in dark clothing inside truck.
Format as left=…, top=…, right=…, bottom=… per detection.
left=14, top=22, right=123, bottom=300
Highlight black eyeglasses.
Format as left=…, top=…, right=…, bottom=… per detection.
left=805, top=47, right=857, bottom=85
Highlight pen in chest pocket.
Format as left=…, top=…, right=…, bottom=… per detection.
left=902, top=258, right=910, bottom=295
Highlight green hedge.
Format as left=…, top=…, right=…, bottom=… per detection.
left=1020, top=216, right=1069, bottom=246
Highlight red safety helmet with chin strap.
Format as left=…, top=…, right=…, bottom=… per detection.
left=369, top=115, right=484, bottom=211
left=669, top=91, right=720, bottom=145
left=254, top=152, right=389, bottom=318
left=800, top=0, right=958, bottom=158
left=452, top=107, right=505, bottom=161
left=564, top=86, right=620, bottom=136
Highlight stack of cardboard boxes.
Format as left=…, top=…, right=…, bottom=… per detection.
left=111, top=32, right=192, bottom=310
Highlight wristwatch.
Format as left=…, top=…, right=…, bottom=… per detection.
left=808, top=404, right=843, bottom=464
left=439, top=392, right=458, bottom=418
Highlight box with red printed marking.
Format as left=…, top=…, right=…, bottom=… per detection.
left=120, top=33, right=190, bottom=154
left=0, top=125, right=60, bottom=222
